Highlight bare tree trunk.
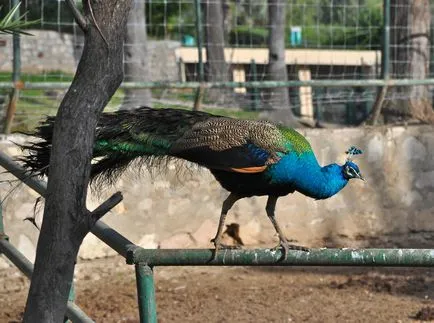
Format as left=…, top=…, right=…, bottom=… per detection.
left=22, top=1, right=132, bottom=322
left=203, top=0, right=229, bottom=103
left=121, top=0, right=152, bottom=109
left=385, top=0, right=434, bottom=123
left=263, top=0, right=298, bottom=126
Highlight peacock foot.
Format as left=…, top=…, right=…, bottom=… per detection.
left=274, top=239, right=310, bottom=261
left=210, top=239, right=241, bottom=261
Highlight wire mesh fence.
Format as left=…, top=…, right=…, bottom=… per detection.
left=0, top=0, right=433, bottom=131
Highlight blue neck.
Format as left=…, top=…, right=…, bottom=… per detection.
left=269, top=152, right=349, bottom=199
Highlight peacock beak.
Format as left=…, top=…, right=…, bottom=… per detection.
left=357, top=173, right=365, bottom=181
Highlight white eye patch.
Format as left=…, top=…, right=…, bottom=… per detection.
left=345, top=166, right=357, bottom=177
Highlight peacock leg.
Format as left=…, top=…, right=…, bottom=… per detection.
left=265, top=196, right=309, bottom=260
left=211, top=193, right=241, bottom=260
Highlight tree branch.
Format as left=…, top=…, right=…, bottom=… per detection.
left=87, top=0, right=109, bottom=49
left=90, top=191, right=123, bottom=226
left=65, top=0, right=88, bottom=32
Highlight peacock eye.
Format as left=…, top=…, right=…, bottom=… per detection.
left=345, top=166, right=356, bottom=177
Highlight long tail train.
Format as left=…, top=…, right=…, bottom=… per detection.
left=18, top=107, right=216, bottom=184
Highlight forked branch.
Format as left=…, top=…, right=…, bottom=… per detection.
left=65, top=0, right=88, bottom=32
left=90, top=191, right=123, bottom=226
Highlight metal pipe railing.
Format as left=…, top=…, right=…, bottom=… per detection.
left=2, top=78, right=434, bottom=91
left=127, top=248, right=434, bottom=267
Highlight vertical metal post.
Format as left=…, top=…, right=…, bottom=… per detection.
left=64, top=284, right=76, bottom=323
left=135, top=263, right=157, bottom=323
left=3, top=0, right=22, bottom=134
left=194, top=0, right=204, bottom=82
left=193, top=0, right=205, bottom=111
left=250, top=59, right=260, bottom=110
left=365, top=0, right=390, bottom=125
left=315, top=90, right=323, bottom=121
left=68, top=283, right=76, bottom=302
left=382, top=0, right=390, bottom=81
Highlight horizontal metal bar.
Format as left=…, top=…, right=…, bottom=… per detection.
left=91, top=221, right=137, bottom=258
left=0, top=151, right=137, bottom=259
left=0, top=239, right=94, bottom=322
left=65, top=302, right=95, bottom=323
left=0, top=237, right=33, bottom=277
left=128, top=248, right=434, bottom=267
left=2, top=78, right=434, bottom=90
left=0, top=151, right=46, bottom=196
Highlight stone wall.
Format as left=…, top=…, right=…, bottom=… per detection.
left=0, top=30, right=78, bottom=74
left=0, top=30, right=180, bottom=81
left=0, top=125, right=434, bottom=267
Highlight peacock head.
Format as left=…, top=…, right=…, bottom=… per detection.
left=343, top=146, right=364, bottom=181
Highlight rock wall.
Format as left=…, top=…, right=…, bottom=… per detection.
left=0, top=125, right=433, bottom=267
left=0, top=30, right=78, bottom=74
left=0, top=30, right=180, bottom=81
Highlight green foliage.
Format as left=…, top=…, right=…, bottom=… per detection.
left=228, top=0, right=382, bottom=49
left=0, top=2, right=39, bottom=35
left=231, top=1, right=268, bottom=27
left=301, top=25, right=382, bottom=49
left=229, top=26, right=268, bottom=47
left=229, top=24, right=382, bottom=49
left=0, top=0, right=383, bottom=50
left=146, top=0, right=195, bottom=40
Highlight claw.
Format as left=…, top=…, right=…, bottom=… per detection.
left=275, top=239, right=310, bottom=261
left=211, top=239, right=241, bottom=261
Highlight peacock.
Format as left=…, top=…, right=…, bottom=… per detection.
left=19, top=107, right=364, bottom=260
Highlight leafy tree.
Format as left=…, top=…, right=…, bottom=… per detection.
left=0, top=2, right=39, bottom=34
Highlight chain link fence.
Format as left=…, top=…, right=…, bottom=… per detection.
left=0, top=0, right=433, bottom=131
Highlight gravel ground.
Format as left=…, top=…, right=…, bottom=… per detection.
left=1, top=255, right=434, bottom=322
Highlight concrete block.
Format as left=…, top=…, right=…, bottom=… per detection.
left=402, top=137, right=427, bottom=161
left=138, top=234, right=158, bottom=249
left=415, top=171, right=434, bottom=189
left=238, top=219, right=262, bottom=246
left=159, top=233, right=194, bottom=249
left=14, top=203, right=35, bottom=220
left=79, top=234, right=117, bottom=260
left=191, top=219, right=216, bottom=247
left=0, top=255, right=11, bottom=269
left=17, top=234, right=36, bottom=263
left=367, top=134, right=384, bottom=163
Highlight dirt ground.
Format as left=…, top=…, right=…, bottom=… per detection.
left=1, top=255, right=434, bottom=323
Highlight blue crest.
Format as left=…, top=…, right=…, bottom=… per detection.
left=345, top=146, right=363, bottom=161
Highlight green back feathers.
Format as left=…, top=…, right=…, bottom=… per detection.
left=277, top=126, right=313, bottom=155
left=94, top=107, right=211, bottom=156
